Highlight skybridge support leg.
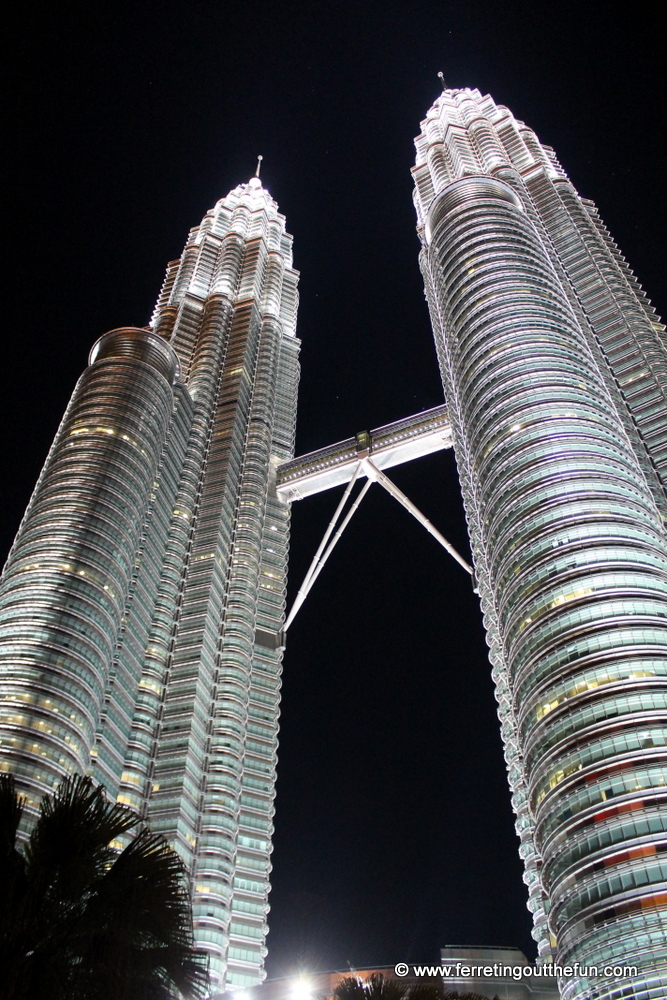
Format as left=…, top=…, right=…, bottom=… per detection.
left=362, top=458, right=474, bottom=577
left=284, top=463, right=370, bottom=633
left=282, top=457, right=475, bottom=635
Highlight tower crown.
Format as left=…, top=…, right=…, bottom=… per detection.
left=411, top=87, right=567, bottom=239
left=413, top=86, right=667, bottom=995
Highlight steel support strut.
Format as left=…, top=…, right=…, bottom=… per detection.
left=284, top=462, right=367, bottom=632
left=362, top=458, right=473, bottom=575
left=283, top=458, right=473, bottom=633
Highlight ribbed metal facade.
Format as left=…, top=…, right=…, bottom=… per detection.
left=0, top=176, right=300, bottom=989
left=414, top=89, right=667, bottom=1000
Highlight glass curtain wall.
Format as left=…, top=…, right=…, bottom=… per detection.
left=413, top=89, right=667, bottom=1000
left=0, top=176, right=300, bottom=991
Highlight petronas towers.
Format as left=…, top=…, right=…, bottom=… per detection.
left=2, top=86, right=667, bottom=1000
left=0, top=175, right=299, bottom=988
left=414, top=88, right=667, bottom=1000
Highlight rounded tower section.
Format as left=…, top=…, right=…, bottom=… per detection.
left=417, top=92, right=667, bottom=999
left=0, top=328, right=178, bottom=808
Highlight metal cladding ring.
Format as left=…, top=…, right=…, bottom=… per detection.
left=425, top=174, right=523, bottom=245
left=89, top=327, right=180, bottom=383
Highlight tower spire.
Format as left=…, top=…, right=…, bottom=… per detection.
left=437, top=71, right=447, bottom=91
left=255, top=154, right=263, bottom=177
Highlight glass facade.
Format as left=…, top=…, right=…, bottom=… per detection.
left=0, top=176, right=300, bottom=990
left=413, top=89, right=667, bottom=1000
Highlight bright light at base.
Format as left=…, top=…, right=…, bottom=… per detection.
left=291, top=978, right=312, bottom=1000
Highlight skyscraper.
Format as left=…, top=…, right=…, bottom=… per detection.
left=0, top=174, right=300, bottom=989
left=413, top=88, right=667, bottom=999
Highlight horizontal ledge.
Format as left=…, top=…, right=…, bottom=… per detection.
left=276, top=404, right=453, bottom=500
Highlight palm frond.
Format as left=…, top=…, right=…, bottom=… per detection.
left=73, top=827, right=209, bottom=999
left=24, top=774, right=138, bottom=903
left=0, top=773, right=23, bottom=855
left=1, top=775, right=208, bottom=1000
left=408, top=984, right=445, bottom=1000
left=442, top=992, right=496, bottom=1000
left=0, top=775, right=30, bottom=1000
left=364, top=974, right=409, bottom=1000
left=334, top=978, right=369, bottom=1000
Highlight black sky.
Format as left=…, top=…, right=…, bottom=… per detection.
left=3, top=0, right=666, bottom=979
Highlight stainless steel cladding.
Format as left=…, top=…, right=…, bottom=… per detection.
left=415, top=88, right=667, bottom=1000
left=0, top=177, right=300, bottom=991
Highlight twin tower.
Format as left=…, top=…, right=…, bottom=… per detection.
left=2, top=88, right=667, bottom=1000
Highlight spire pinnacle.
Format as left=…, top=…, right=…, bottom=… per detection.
left=255, top=155, right=263, bottom=178
left=437, top=71, right=447, bottom=92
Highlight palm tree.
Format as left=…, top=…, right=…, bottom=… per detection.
left=410, top=987, right=497, bottom=1000
left=333, top=975, right=409, bottom=1000
left=333, top=975, right=496, bottom=1000
left=0, top=772, right=209, bottom=1000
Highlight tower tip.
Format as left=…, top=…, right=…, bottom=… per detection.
left=255, top=155, right=263, bottom=178
left=437, top=71, right=447, bottom=91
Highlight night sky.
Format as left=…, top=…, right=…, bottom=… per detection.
left=3, top=0, right=666, bottom=980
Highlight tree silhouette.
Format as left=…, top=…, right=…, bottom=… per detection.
left=333, top=974, right=498, bottom=1000
left=0, top=773, right=209, bottom=1000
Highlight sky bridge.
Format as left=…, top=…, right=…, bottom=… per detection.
left=276, top=404, right=473, bottom=635
left=276, top=403, right=453, bottom=501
